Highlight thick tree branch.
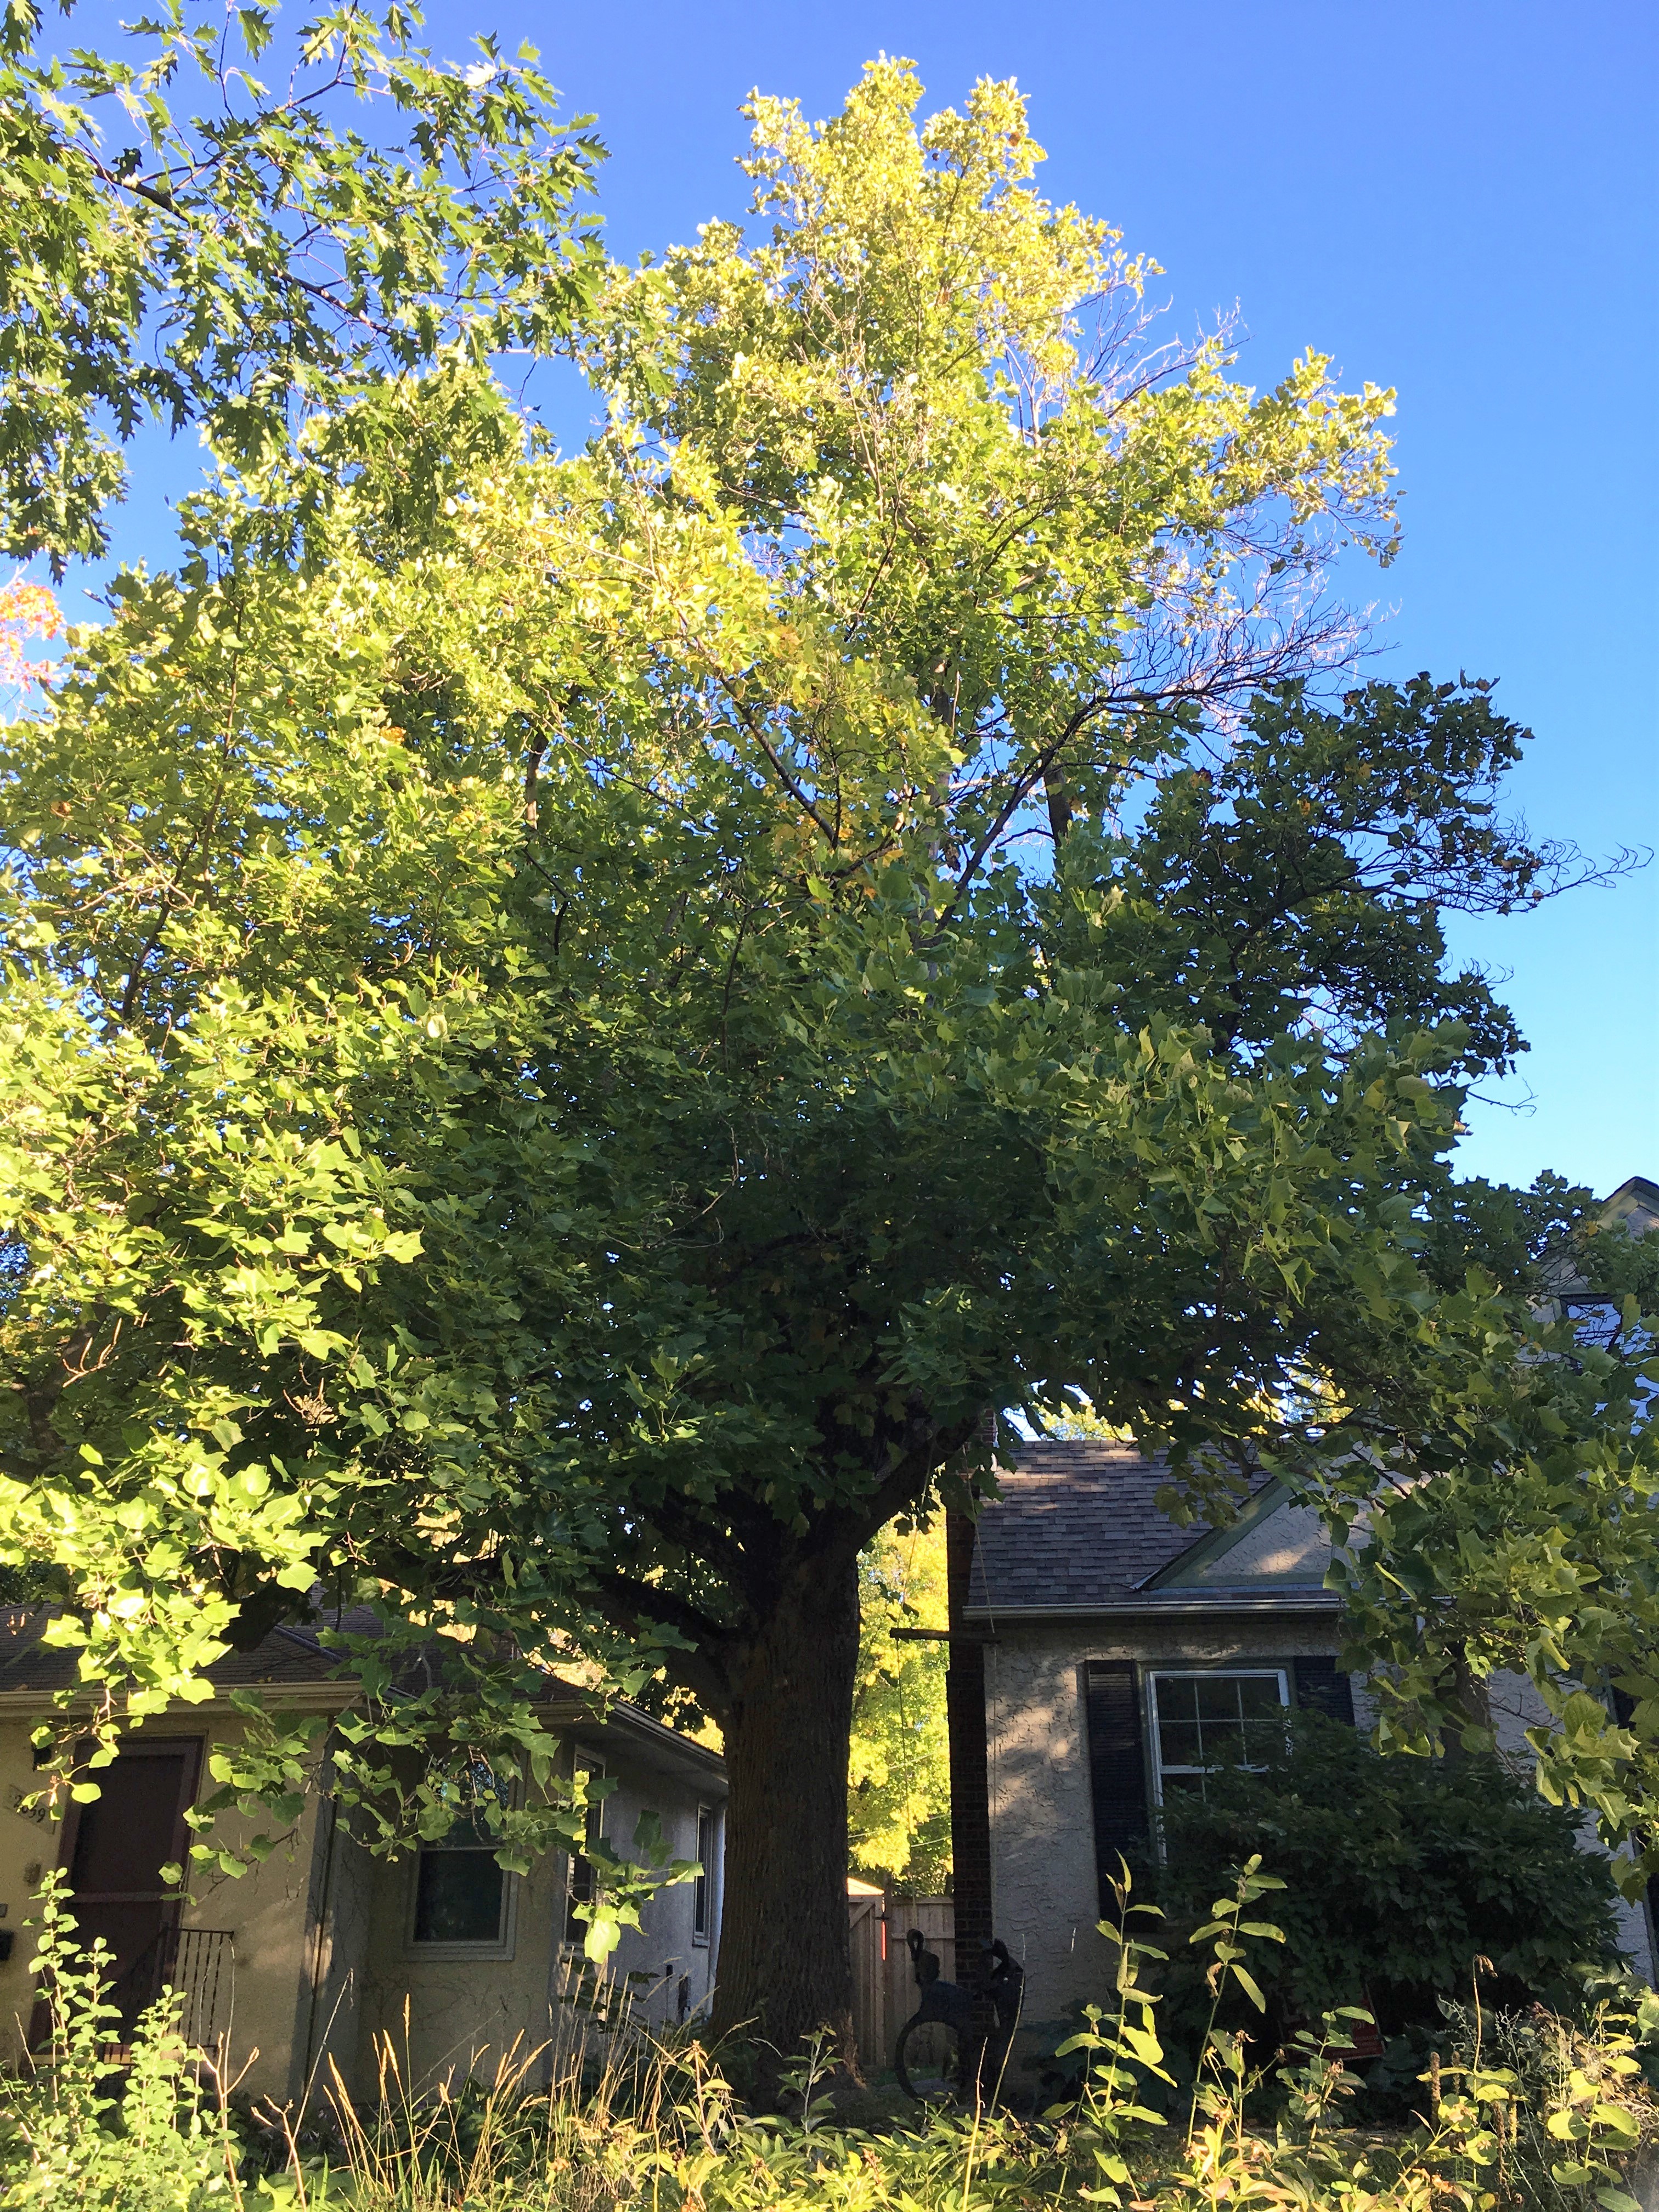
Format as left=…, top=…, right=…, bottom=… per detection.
left=579, top=1568, right=737, bottom=1713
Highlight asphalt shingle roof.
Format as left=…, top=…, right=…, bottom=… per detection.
left=0, top=1608, right=344, bottom=1696
left=0, top=1609, right=725, bottom=1784
left=969, top=1439, right=1220, bottom=1613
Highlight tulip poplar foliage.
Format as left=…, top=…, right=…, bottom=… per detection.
left=2, top=60, right=1654, bottom=2050
left=0, top=0, right=603, bottom=566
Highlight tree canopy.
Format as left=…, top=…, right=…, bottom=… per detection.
left=1, top=0, right=602, bottom=566
left=849, top=1522, right=952, bottom=1894
left=0, top=57, right=1653, bottom=2056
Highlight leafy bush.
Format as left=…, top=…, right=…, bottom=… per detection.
left=1058, top=1857, right=1659, bottom=2212
left=0, top=1873, right=242, bottom=2210
left=1153, top=1712, right=1621, bottom=2037
left=5, top=1854, right=1654, bottom=2212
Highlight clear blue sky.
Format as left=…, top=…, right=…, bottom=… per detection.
left=72, top=0, right=1659, bottom=1201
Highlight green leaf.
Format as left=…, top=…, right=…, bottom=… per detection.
left=1231, top=1966, right=1268, bottom=2012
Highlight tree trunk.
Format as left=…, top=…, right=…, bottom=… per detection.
left=709, top=1547, right=861, bottom=2079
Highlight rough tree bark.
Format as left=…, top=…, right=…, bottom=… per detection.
left=706, top=1548, right=862, bottom=2073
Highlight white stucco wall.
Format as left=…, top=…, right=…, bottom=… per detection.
left=983, top=1617, right=1351, bottom=2041
left=348, top=1755, right=725, bottom=2095
left=1487, top=1669, right=1656, bottom=1982
left=984, top=1635, right=1657, bottom=2053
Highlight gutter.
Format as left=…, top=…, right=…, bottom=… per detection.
left=548, top=1699, right=729, bottom=1788
left=0, top=1684, right=359, bottom=1719
left=962, top=1590, right=1340, bottom=1623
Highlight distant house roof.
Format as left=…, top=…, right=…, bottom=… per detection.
left=1538, top=1175, right=1656, bottom=1297
left=0, top=1607, right=344, bottom=1700
left=1602, top=1177, right=1659, bottom=1240
left=0, top=1607, right=725, bottom=1785
left=966, top=1439, right=1335, bottom=1620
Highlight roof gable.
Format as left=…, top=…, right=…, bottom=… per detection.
left=1603, top=1177, right=1659, bottom=1239
left=1143, top=1479, right=1331, bottom=1590
left=968, top=1442, right=1335, bottom=1617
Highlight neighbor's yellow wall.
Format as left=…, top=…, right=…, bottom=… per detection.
left=0, top=1713, right=331, bottom=2104
left=0, top=1719, right=54, bottom=2057
left=176, top=1716, right=331, bottom=2104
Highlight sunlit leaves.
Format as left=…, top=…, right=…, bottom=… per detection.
left=0, top=1, right=602, bottom=565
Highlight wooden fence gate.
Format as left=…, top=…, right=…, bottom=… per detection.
left=847, top=1883, right=955, bottom=2078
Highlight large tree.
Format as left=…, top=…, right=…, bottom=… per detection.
left=3, top=60, right=1651, bottom=2070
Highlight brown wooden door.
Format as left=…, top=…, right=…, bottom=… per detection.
left=46, top=1739, right=202, bottom=2044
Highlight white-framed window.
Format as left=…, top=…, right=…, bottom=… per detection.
left=564, top=1754, right=605, bottom=1948
left=692, top=1805, right=716, bottom=1947
left=1147, top=1669, right=1290, bottom=1804
left=407, top=1762, right=516, bottom=1957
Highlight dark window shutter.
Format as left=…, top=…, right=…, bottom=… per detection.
left=1293, top=1656, right=1355, bottom=1726
left=1082, top=1660, right=1149, bottom=1916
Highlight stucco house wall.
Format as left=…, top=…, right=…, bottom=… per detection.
left=961, top=1436, right=1658, bottom=2052
left=348, top=1722, right=725, bottom=2093
left=0, top=1614, right=725, bottom=2105
left=0, top=1702, right=341, bottom=2102
left=982, top=1617, right=1362, bottom=2040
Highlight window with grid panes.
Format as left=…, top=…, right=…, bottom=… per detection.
left=1148, top=1670, right=1289, bottom=1802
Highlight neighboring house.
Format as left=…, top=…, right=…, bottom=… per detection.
left=1591, top=1177, right=1659, bottom=1243
left=0, top=1610, right=726, bottom=2102
left=948, top=1431, right=1657, bottom=2046
left=1550, top=1175, right=1659, bottom=1344
left=940, top=1175, right=1659, bottom=2045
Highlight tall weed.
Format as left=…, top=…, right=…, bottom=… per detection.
left=1050, top=1855, right=1658, bottom=2212
left=0, top=1871, right=242, bottom=2210
left=3, top=1864, right=1655, bottom=2212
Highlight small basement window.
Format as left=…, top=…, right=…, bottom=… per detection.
left=410, top=1764, right=514, bottom=1952
left=692, top=1806, right=716, bottom=1946
left=1148, top=1669, right=1289, bottom=1803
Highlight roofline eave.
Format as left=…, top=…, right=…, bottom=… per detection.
left=962, top=1590, right=1341, bottom=1622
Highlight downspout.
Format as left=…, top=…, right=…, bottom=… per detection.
left=300, top=1778, right=340, bottom=2094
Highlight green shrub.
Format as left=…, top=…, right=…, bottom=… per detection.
left=1057, top=1857, right=1659, bottom=2211
left=0, top=1873, right=242, bottom=2210
left=1153, top=1712, right=1621, bottom=2039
